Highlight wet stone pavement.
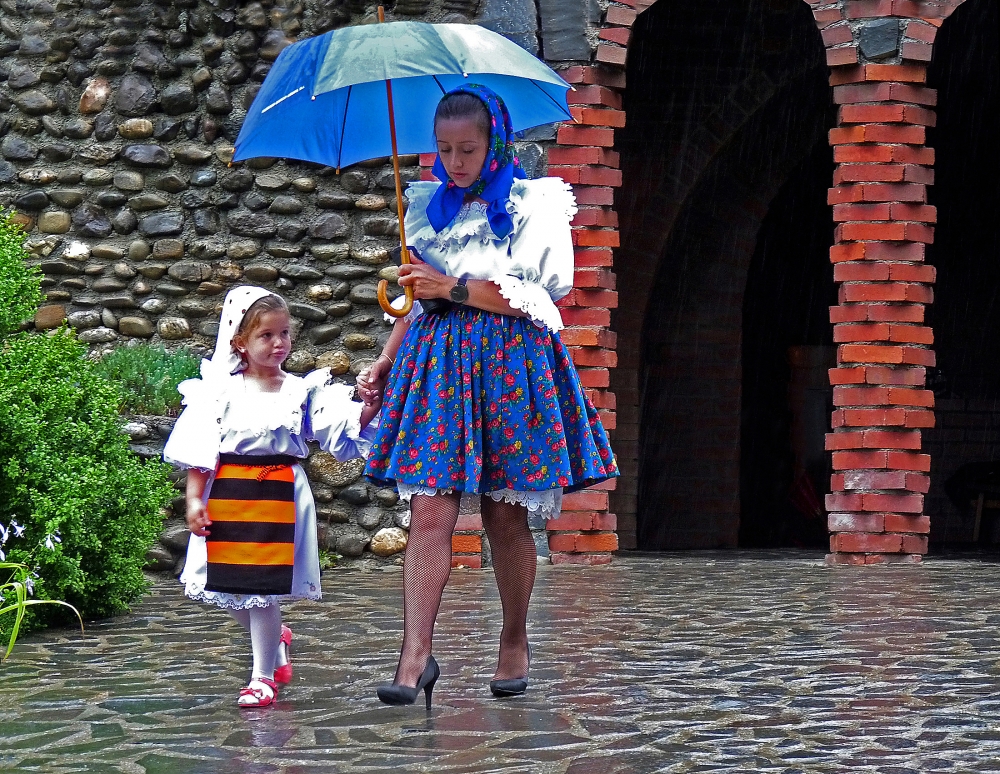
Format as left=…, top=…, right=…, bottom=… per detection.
left=3, top=552, right=1000, bottom=774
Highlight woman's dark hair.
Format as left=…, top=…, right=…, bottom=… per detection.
left=434, top=93, right=491, bottom=139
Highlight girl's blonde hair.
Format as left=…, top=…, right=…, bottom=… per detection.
left=231, top=293, right=289, bottom=356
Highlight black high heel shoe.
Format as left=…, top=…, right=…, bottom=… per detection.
left=490, top=643, right=532, bottom=698
left=377, top=656, right=440, bottom=710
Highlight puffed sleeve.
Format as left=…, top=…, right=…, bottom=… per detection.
left=493, top=177, right=578, bottom=332
left=162, top=377, right=224, bottom=471
left=304, top=372, right=378, bottom=461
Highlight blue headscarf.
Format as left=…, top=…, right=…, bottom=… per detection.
left=426, top=84, right=527, bottom=240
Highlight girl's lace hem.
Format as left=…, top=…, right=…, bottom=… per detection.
left=397, top=483, right=562, bottom=519
left=184, top=586, right=322, bottom=609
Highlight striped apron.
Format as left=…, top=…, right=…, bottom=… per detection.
left=205, top=453, right=298, bottom=596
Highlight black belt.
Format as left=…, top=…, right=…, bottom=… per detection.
left=218, top=453, right=298, bottom=467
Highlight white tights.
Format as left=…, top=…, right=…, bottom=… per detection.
left=229, top=604, right=288, bottom=680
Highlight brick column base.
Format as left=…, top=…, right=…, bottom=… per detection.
left=452, top=512, right=483, bottom=569
left=805, top=0, right=968, bottom=564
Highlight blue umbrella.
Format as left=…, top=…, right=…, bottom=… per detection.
left=232, top=13, right=573, bottom=318
left=233, top=21, right=572, bottom=169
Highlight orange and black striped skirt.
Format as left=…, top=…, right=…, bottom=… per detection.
left=205, top=453, right=298, bottom=596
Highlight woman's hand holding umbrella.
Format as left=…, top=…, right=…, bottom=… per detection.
left=397, top=253, right=459, bottom=301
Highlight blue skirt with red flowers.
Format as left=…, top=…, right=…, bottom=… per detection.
left=364, top=306, right=618, bottom=513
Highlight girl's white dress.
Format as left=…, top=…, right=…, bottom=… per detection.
left=163, top=369, right=376, bottom=610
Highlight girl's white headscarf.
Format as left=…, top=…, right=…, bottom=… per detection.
left=200, top=285, right=277, bottom=384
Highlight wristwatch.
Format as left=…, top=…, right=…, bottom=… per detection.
left=449, top=277, right=469, bottom=304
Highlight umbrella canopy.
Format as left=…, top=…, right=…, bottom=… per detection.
left=232, top=22, right=572, bottom=169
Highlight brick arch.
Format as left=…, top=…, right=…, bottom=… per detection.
left=542, top=0, right=974, bottom=561
left=796, top=0, right=970, bottom=563
left=633, top=73, right=832, bottom=550
left=610, top=61, right=830, bottom=550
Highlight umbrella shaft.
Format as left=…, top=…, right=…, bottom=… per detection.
left=385, top=76, right=410, bottom=264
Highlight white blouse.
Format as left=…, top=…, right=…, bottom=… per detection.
left=163, top=368, right=376, bottom=472
left=395, top=177, right=578, bottom=332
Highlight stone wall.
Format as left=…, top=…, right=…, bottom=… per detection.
left=0, top=0, right=617, bottom=566
left=0, top=1, right=474, bottom=355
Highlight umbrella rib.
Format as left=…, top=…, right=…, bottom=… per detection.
left=432, top=75, right=447, bottom=95
left=337, top=85, right=352, bottom=169
left=528, top=79, right=573, bottom=122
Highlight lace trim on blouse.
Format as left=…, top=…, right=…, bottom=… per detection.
left=397, top=179, right=577, bottom=331
left=176, top=368, right=335, bottom=438
left=492, top=275, right=565, bottom=332
left=405, top=179, right=576, bottom=257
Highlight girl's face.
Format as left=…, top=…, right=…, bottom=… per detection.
left=236, top=309, right=291, bottom=371
left=435, top=116, right=489, bottom=188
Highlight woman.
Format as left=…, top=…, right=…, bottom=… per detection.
left=358, top=84, right=617, bottom=707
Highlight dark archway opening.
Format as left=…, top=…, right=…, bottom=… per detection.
left=923, top=0, right=1000, bottom=547
left=614, top=0, right=832, bottom=550
left=739, top=140, right=836, bottom=548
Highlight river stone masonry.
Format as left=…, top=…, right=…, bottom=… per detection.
left=0, top=0, right=504, bottom=565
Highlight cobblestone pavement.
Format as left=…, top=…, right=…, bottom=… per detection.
left=3, top=552, right=1000, bottom=773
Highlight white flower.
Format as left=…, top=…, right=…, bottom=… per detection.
left=10, top=521, right=24, bottom=538
left=43, top=532, right=62, bottom=551
left=25, top=576, right=34, bottom=596
left=0, top=523, right=7, bottom=545
left=0, top=547, right=5, bottom=562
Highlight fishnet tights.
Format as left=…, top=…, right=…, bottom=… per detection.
left=481, top=497, right=535, bottom=681
left=392, top=493, right=535, bottom=688
left=394, top=492, right=460, bottom=687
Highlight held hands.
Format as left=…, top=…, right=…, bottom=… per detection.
left=186, top=497, right=212, bottom=537
left=357, top=354, right=391, bottom=408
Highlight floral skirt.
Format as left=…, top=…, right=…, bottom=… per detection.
left=364, top=307, right=618, bottom=513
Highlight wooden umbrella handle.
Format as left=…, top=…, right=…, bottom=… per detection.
left=378, top=5, right=414, bottom=319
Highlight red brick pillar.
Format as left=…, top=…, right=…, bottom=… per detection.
left=545, top=63, right=626, bottom=565
left=804, top=0, right=967, bottom=564
left=417, top=56, right=627, bottom=564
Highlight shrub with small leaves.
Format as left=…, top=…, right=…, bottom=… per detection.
left=93, top=343, right=200, bottom=416
left=0, top=214, right=41, bottom=337
left=0, top=214, right=174, bottom=645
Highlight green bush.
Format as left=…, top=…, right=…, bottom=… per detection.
left=93, top=343, right=200, bottom=416
left=0, top=214, right=175, bottom=644
left=0, top=215, right=41, bottom=337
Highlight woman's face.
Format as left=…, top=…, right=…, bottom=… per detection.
left=435, top=116, right=489, bottom=189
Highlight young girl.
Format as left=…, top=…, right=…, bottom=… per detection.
left=164, top=286, right=380, bottom=708
left=358, top=85, right=617, bottom=707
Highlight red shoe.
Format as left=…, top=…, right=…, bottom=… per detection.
left=238, top=677, right=278, bottom=708
left=274, top=625, right=293, bottom=684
